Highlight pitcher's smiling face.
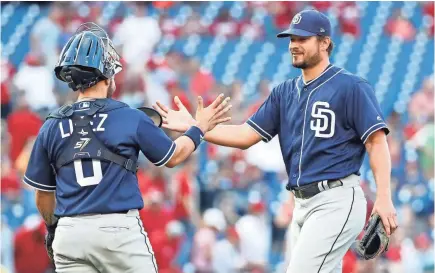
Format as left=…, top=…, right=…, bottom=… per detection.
left=288, top=35, right=330, bottom=69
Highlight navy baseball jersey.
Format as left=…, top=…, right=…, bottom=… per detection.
left=23, top=98, right=176, bottom=216
left=246, top=65, right=389, bottom=188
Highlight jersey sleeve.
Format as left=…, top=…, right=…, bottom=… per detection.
left=136, top=115, right=176, bottom=167
left=245, top=87, right=281, bottom=143
left=346, top=80, right=390, bottom=144
left=23, top=122, right=56, bottom=192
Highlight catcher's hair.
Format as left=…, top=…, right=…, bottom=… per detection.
left=317, top=36, right=334, bottom=56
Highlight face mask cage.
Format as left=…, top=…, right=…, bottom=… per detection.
left=75, top=22, right=122, bottom=76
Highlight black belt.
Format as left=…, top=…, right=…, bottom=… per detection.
left=115, top=210, right=130, bottom=214
left=61, top=210, right=130, bottom=218
left=289, top=179, right=344, bottom=199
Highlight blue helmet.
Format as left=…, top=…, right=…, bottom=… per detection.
left=55, top=22, right=122, bottom=91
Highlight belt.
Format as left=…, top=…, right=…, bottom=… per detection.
left=61, top=210, right=130, bottom=218
left=289, top=179, right=344, bottom=199
left=115, top=210, right=130, bottom=214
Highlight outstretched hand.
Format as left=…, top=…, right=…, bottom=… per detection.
left=153, top=94, right=232, bottom=133
left=153, top=96, right=195, bottom=132
left=195, top=94, right=232, bottom=133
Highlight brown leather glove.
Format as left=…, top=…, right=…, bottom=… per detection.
left=355, top=214, right=390, bottom=260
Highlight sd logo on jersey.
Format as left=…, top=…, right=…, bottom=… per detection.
left=310, top=101, right=335, bottom=138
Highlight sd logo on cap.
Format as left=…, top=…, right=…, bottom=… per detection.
left=277, top=9, right=332, bottom=38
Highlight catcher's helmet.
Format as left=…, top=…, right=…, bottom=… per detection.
left=54, top=22, right=122, bottom=91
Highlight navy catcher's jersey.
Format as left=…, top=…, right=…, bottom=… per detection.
left=247, top=65, right=389, bottom=188
left=23, top=99, right=176, bottom=216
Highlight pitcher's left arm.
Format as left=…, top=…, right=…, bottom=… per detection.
left=365, top=130, right=398, bottom=236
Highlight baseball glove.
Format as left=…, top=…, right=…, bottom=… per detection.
left=138, top=107, right=163, bottom=127
left=45, top=220, right=58, bottom=262
left=355, top=214, right=390, bottom=260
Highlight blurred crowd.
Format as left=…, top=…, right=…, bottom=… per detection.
left=1, top=2, right=434, bottom=273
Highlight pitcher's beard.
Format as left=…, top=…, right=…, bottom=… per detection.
left=292, top=51, right=322, bottom=69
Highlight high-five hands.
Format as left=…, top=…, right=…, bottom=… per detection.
left=153, top=94, right=232, bottom=133
left=194, top=94, right=232, bottom=133
left=153, top=96, right=196, bottom=132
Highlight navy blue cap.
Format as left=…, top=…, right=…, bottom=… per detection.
left=277, top=9, right=332, bottom=38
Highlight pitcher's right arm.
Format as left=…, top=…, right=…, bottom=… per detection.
left=204, top=86, right=282, bottom=149
left=154, top=86, right=283, bottom=150
left=203, top=124, right=262, bottom=150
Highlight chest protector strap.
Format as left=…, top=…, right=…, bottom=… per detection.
left=47, top=103, right=138, bottom=173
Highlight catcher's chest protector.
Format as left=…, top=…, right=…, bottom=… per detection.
left=47, top=103, right=138, bottom=173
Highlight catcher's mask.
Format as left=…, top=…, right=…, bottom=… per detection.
left=54, top=22, right=122, bottom=91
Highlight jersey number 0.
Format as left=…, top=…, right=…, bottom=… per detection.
left=74, top=159, right=103, bottom=187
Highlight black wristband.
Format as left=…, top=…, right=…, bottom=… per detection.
left=183, top=126, right=204, bottom=151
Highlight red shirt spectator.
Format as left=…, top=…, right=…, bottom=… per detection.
left=166, top=81, right=193, bottom=113
left=1, top=82, right=10, bottom=105
left=171, top=158, right=198, bottom=223
left=153, top=1, right=175, bottom=10
left=172, top=170, right=193, bottom=221
left=190, top=69, right=215, bottom=97
left=1, top=169, right=20, bottom=195
left=139, top=191, right=174, bottom=235
left=14, top=219, right=51, bottom=273
left=423, top=1, right=435, bottom=37
left=385, top=245, right=402, bottom=262
left=424, top=1, right=434, bottom=17
left=1, top=82, right=11, bottom=118
left=140, top=206, right=173, bottom=235
left=149, top=230, right=183, bottom=273
left=311, top=1, right=333, bottom=12
left=1, top=60, right=15, bottom=118
left=404, top=123, right=421, bottom=140
left=7, top=107, right=42, bottom=163
left=138, top=169, right=167, bottom=196
left=209, top=10, right=239, bottom=38
left=385, top=13, right=416, bottom=41
left=415, top=232, right=431, bottom=251
left=338, top=3, right=361, bottom=37
left=423, top=2, right=434, bottom=36
left=342, top=250, right=358, bottom=273
left=270, top=2, right=302, bottom=30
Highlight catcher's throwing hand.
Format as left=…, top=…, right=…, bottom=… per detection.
left=371, top=195, right=398, bottom=236
left=153, top=96, right=196, bottom=132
